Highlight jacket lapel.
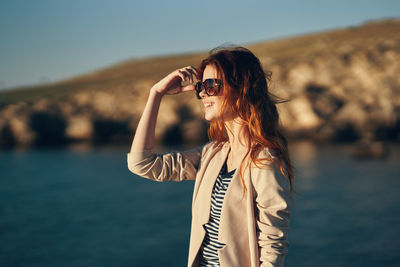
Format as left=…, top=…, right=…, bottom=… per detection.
left=198, top=142, right=230, bottom=225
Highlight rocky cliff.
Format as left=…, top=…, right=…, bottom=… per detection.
left=1, top=19, right=399, bottom=149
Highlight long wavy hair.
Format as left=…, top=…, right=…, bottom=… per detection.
left=197, top=46, right=294, bottom=193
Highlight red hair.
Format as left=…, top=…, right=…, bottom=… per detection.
left=197, top=46, right=294, bottom=194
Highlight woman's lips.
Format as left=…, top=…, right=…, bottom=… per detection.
left=203, top=102, right=214, bottom=108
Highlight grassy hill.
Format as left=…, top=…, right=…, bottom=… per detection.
left=1, top=18, right=399, bottom=106
left=0, top=18, right=399, bottom=148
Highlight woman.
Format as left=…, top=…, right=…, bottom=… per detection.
left=127, top=46, right=295, bottom=267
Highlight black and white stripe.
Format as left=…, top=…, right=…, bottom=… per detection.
left=200, top=161, right=235, bottom=266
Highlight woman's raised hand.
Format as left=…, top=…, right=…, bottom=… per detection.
left=151, top=66, right=198, bottom=96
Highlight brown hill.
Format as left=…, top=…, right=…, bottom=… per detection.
left=1, top=18, right=399, bottom=149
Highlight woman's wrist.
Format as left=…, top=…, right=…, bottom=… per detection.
left=149, top=86, right=165, bottom=100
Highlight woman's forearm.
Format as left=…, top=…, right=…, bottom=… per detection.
left=129, top=66, right=197, bottom=153
left=130, top=88, right=163, bottom=152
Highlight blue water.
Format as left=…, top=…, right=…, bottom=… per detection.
left=0, top=142, right=399, bottom=267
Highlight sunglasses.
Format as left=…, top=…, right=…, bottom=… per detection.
left=195, top=79, right=223, bottom=99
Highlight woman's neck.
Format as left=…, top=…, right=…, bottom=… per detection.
left=224, top=118, right=249, bottom=153
left=223, top=118, right=249, bottom=172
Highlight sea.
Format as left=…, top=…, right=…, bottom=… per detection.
left=1, top=141, right=399, bottom=267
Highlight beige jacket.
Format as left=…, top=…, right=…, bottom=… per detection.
left=127, top=141, right=294, bottom=267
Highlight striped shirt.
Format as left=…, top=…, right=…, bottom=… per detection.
left=199, top=161, right=236, bottom=266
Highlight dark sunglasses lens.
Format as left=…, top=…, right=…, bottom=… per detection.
left=205, top=79, right=217, bottom=96
left=195, top=79, right=221, bottom=99
left=195, top=82, right=202, bottom=99
left=206, top=87, right=216, bottom=96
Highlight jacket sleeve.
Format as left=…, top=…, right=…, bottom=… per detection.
left=251, top=154, right=294, bottom=267
left=126, top=145, right=205, bottom=182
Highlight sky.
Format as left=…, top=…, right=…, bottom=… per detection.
left=0, top=0, right=399, bottom=90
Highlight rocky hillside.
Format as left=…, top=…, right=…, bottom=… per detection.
left=0, top=19, right=399, bottom=149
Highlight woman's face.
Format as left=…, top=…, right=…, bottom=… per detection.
left=200, top=64, right=235, bottom=121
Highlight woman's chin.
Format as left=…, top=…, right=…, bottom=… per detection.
left=204, top=115, right=213, bottom=121
left=204, top=112, right=218, bottom=121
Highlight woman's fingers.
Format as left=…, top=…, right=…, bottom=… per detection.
left=188, top=66, right=198, bottom=76
left=181, top=84, right=195, bottom=92
left=152, top=66, right=198, bottom=96
left=157, top=66, right=198, bottom=96
left=177, top=71, right=186, bottom=82
left=185, top=66, right=198, bottom=82
left=179, top=69, right=193, bottom=82
left=178, top=66, right=198, bottom=83
left=178, top=70, right=189, bottom=82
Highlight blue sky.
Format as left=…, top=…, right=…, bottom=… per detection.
left=0, top=0, right=399, bottom=90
